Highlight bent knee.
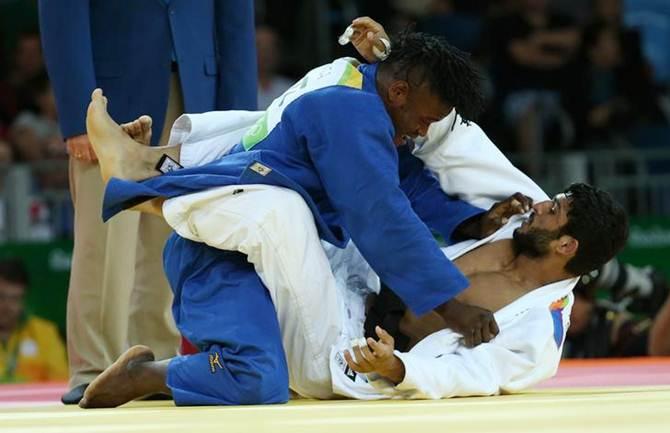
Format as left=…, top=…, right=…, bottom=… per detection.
left=168, top=351, right=289, bottom=406
left=234, top=371, right=290, bottom=405
left=220, top=352, right=290, bottom=405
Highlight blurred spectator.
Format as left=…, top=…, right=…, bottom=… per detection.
left=8, top=74, right=67, bottom=189
left=593, top=0, right=623, bottom=25
left=354, top=0, right=400, bottom=28
left=565, top=259, right=670, bottom=357
left=0, top=31, right=46, bottom=137
left=0, top=258, right=68, bottom=383
left=488, top=0, right=580, bottom=175
left=565, top=20, right=665, bottom=145
left=9, top=75, right=63, bottom=162
left=0, top=80, right=17, bottom=139
left=417, top=0, right=483, bottom=53
left=0, top=0, right=39, bottom=69
left=390, top=0, right=432, bottom=16
left=257, top=25, right=294, bottom=110
left=623, top=0, right=670, bottom=86
left=7, top=32, right=45, bottom=113
left=591, top=0, right=650, bottom=73
left=0, top=140, right=12, bottom=164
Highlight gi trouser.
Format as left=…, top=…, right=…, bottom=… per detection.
left=162, top=185, right=351, bottom=399
left=163, top=235, right=289, bottom=405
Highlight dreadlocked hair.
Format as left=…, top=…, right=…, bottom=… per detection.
left=378, top=29, right=485, bottom=123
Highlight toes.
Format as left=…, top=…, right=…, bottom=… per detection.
left=91, top=88, right=104, bottom=100
left=90, top=89, right=108, bottom=109
left=130, top=121, right=141, bottom=135
left=139, top=115, right=152, bottom=127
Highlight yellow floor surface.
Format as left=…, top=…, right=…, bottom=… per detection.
left=2, top=386, right=668, bottom=433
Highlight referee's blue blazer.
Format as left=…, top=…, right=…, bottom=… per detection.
left=39, top=0, right=258, bottom=144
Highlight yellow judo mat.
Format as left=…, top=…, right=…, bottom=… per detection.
left=1, top=385, right=669, bottom=433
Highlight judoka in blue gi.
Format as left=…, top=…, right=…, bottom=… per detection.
left=78, top=31, right=522, bottom=408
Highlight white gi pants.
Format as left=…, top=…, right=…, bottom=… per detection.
left=162, top=184, right=370, bottom=398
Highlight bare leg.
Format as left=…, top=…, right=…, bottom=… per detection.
left=86, top=89, right=179, bottom=216
left=79, top=345, right=172, bottom=408
left=86, top=88, right=182, bottom=183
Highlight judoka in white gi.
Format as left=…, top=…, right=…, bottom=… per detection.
left=159, top=107, right=629, bottom=400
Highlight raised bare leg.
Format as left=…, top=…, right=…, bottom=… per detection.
left=79, top=345, right=172, bottom=408
left=86, top=89, right=181, bottom=183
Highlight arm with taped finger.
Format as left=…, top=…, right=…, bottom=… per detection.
left=344, top=327, right=406, bottom=385
left=367, top=308, right=561, bottom=399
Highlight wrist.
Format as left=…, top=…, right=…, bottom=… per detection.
left=453, top=214, right=484, bottom=241
left=380, top=355, right=406, bottom=385
left=437, top=298, right=458, bottom=317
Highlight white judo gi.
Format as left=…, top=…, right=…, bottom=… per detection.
left=160, top=94, right=577, bottom=399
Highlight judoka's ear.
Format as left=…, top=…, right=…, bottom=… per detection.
left=556, top=235, right=579, bottom=257
left=387, top=80, right=410, bottom=107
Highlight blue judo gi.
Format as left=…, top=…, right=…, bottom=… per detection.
left=103, top=63, right=484, bottom=405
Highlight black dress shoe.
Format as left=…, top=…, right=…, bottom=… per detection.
left=61, top=383, right=89, bottom=405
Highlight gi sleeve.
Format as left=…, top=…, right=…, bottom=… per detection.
left=387, top=308, right=561, bottom=398
left=398, top=147, right=485, bottom=245
left=214, top=0, right=258, bottom=110
left=38, top=0, right=97, bottom=138
left=294, top=89, right=469, bottom=315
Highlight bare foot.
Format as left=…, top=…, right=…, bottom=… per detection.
left=79, top=345, right=161, bottom=408
left=121, top=115, right=153, bottom=146
left=86, top=89, right=159, bottom=183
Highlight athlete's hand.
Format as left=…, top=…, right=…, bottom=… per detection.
left=347, top=17, right=391, bottom=63
left=481, top=192, right=533, bottom=237
left=67, top=134, right=98, bottom=163
left=437, top=299, right=499, bottom=347
left=344, top=326, right=406, bottom=384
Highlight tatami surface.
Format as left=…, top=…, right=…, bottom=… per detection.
left=2, top=358, right=669, bottom=433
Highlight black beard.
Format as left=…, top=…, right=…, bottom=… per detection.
left=512, top=227, right=561, bottom=258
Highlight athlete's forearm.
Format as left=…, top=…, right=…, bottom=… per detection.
left=378, top=355, right=406, bottom=385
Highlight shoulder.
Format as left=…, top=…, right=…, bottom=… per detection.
left=284, top=85, right=391, bottom=136
left=297, top=85, right=385, bottom=113
left=24, top=316, right=61, bottom=337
